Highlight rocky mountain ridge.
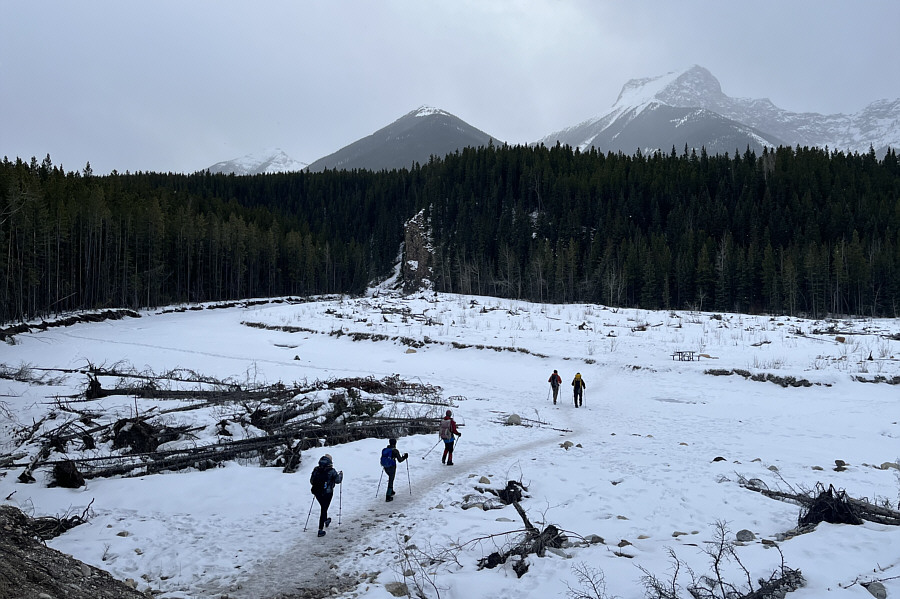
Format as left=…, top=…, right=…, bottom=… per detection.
left=208, top=66, right=900, bottom=173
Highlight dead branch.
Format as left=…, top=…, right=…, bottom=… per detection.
left=17, top=446, right=51, bottom=483
left=478, top=501, right=568, bottom=576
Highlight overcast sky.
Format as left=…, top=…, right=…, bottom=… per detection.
left=3, top=1, right=899, bottom=175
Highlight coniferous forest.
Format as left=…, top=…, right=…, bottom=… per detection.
left=2, top=143, right=899, bottom=324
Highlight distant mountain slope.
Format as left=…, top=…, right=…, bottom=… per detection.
left=306, top=107, right=499, bottom=172
left=540, top=65, right=900, bottom=155
left=206, top=148, right=307, bottom=175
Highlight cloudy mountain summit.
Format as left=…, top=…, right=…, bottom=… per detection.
left=206, top=148, right=307, bottom=175
left=306, top=106, right=499, bottom=172
left=541, top=65, right=900, bottom=156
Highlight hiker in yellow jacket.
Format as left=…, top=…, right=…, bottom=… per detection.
left=572, top=373, right=585, bottom=407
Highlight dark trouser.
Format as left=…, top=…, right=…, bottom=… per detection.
left=384, top=465, right=397, bottom=496
left=442, top=439, right=454, bottom=463
left=551, top=384, right=559, bottom=402
left=574, top=388, right=583, bottom=407
left=315, top=491, right=333, bottom=530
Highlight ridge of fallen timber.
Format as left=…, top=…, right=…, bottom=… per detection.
left=43, top=416, right=436, bottom=465
left=89, top=387, right=306, bottom=401
left=31, top=417, right=440, bottom=479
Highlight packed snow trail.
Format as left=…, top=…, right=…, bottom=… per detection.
left=229, top=410, right=588, bottom=599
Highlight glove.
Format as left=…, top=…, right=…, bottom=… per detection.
left=403, top=453, right=409, bottom=459
left=456, top=432, right=461, bottom=436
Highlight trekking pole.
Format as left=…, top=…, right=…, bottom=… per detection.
left=376, top=469, right=383, bottom=498
left=546, top=387, right=551, bottom=401
left=303, top=496, right=315, bottom=532
left=421, top=439, right=441, bottom=459
left=406, top=459, right=412, bottom=495
left=338, top=480, right=342, bottom=526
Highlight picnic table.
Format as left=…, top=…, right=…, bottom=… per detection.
left=671, top=350, right=696, bottom=361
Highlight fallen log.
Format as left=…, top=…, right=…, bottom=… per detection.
left=741, top=482, right=900, bottom=526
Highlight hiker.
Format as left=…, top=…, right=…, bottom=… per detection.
left=572, top=373, right=585, bottom=407
left=309, top=454, right=343, bottom=537
left=380, top=438, right=408, bottom=502
left=548, top=369, right=562, bottom=404
left=439, top=409, right=461, bottom=465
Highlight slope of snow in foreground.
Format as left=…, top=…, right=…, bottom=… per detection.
left=1, top=293, right=899, bottom=599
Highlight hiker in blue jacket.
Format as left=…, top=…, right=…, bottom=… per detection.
left=380, top=438, right=408, bottom=502
left=309, top=454, right=343, bottom=537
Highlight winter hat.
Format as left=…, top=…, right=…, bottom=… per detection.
left=445, top=409, right=452, bottom=417
left=388, top=438, right=397, bottom=447
left=319, top=454, right=332, bottom=466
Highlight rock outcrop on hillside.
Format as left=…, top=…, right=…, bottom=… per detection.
left=402, top=209, right=434, bottom=293
left=0, top=505, right=146, bottom=599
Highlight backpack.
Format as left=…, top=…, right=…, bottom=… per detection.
left=380, top=447, right=396, bottom=468
left=310, top=466, right=330, bottom=495
left=439, top=418, right=453, bottom=440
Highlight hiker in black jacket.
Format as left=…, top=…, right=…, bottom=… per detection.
left=548, top=369, right=562, bottom=404
left=380, top=438, right=408, bottom=502
left=309, top=454, right=343, bottom=537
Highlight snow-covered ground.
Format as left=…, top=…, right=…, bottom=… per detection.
left=1, top=293, right=899, bottom=599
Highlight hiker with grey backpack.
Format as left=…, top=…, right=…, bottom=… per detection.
left=439, top=410, right=461, bottom=465
left=309, top=454, right=342, bottom=537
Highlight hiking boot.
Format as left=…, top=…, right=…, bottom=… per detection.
left=386, top=495, right=394, bottom=502
left=446, top=461, right=454, bottom=466
left=317, top=530, right=326, bottom=537
left=325, top=517, right=331, bottom=528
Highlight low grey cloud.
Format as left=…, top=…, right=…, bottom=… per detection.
left=2, top=0, right=898, bottom=174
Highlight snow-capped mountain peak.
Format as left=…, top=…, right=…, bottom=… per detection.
left=540, top=65, right=900, bottom=157
left=205, top=148, right=307, bottom=175
left=306, top=107, right=497, bottom=172
left=612, top=66, right=718, bottom=109
left=412, top=105, right=451, bottom=118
